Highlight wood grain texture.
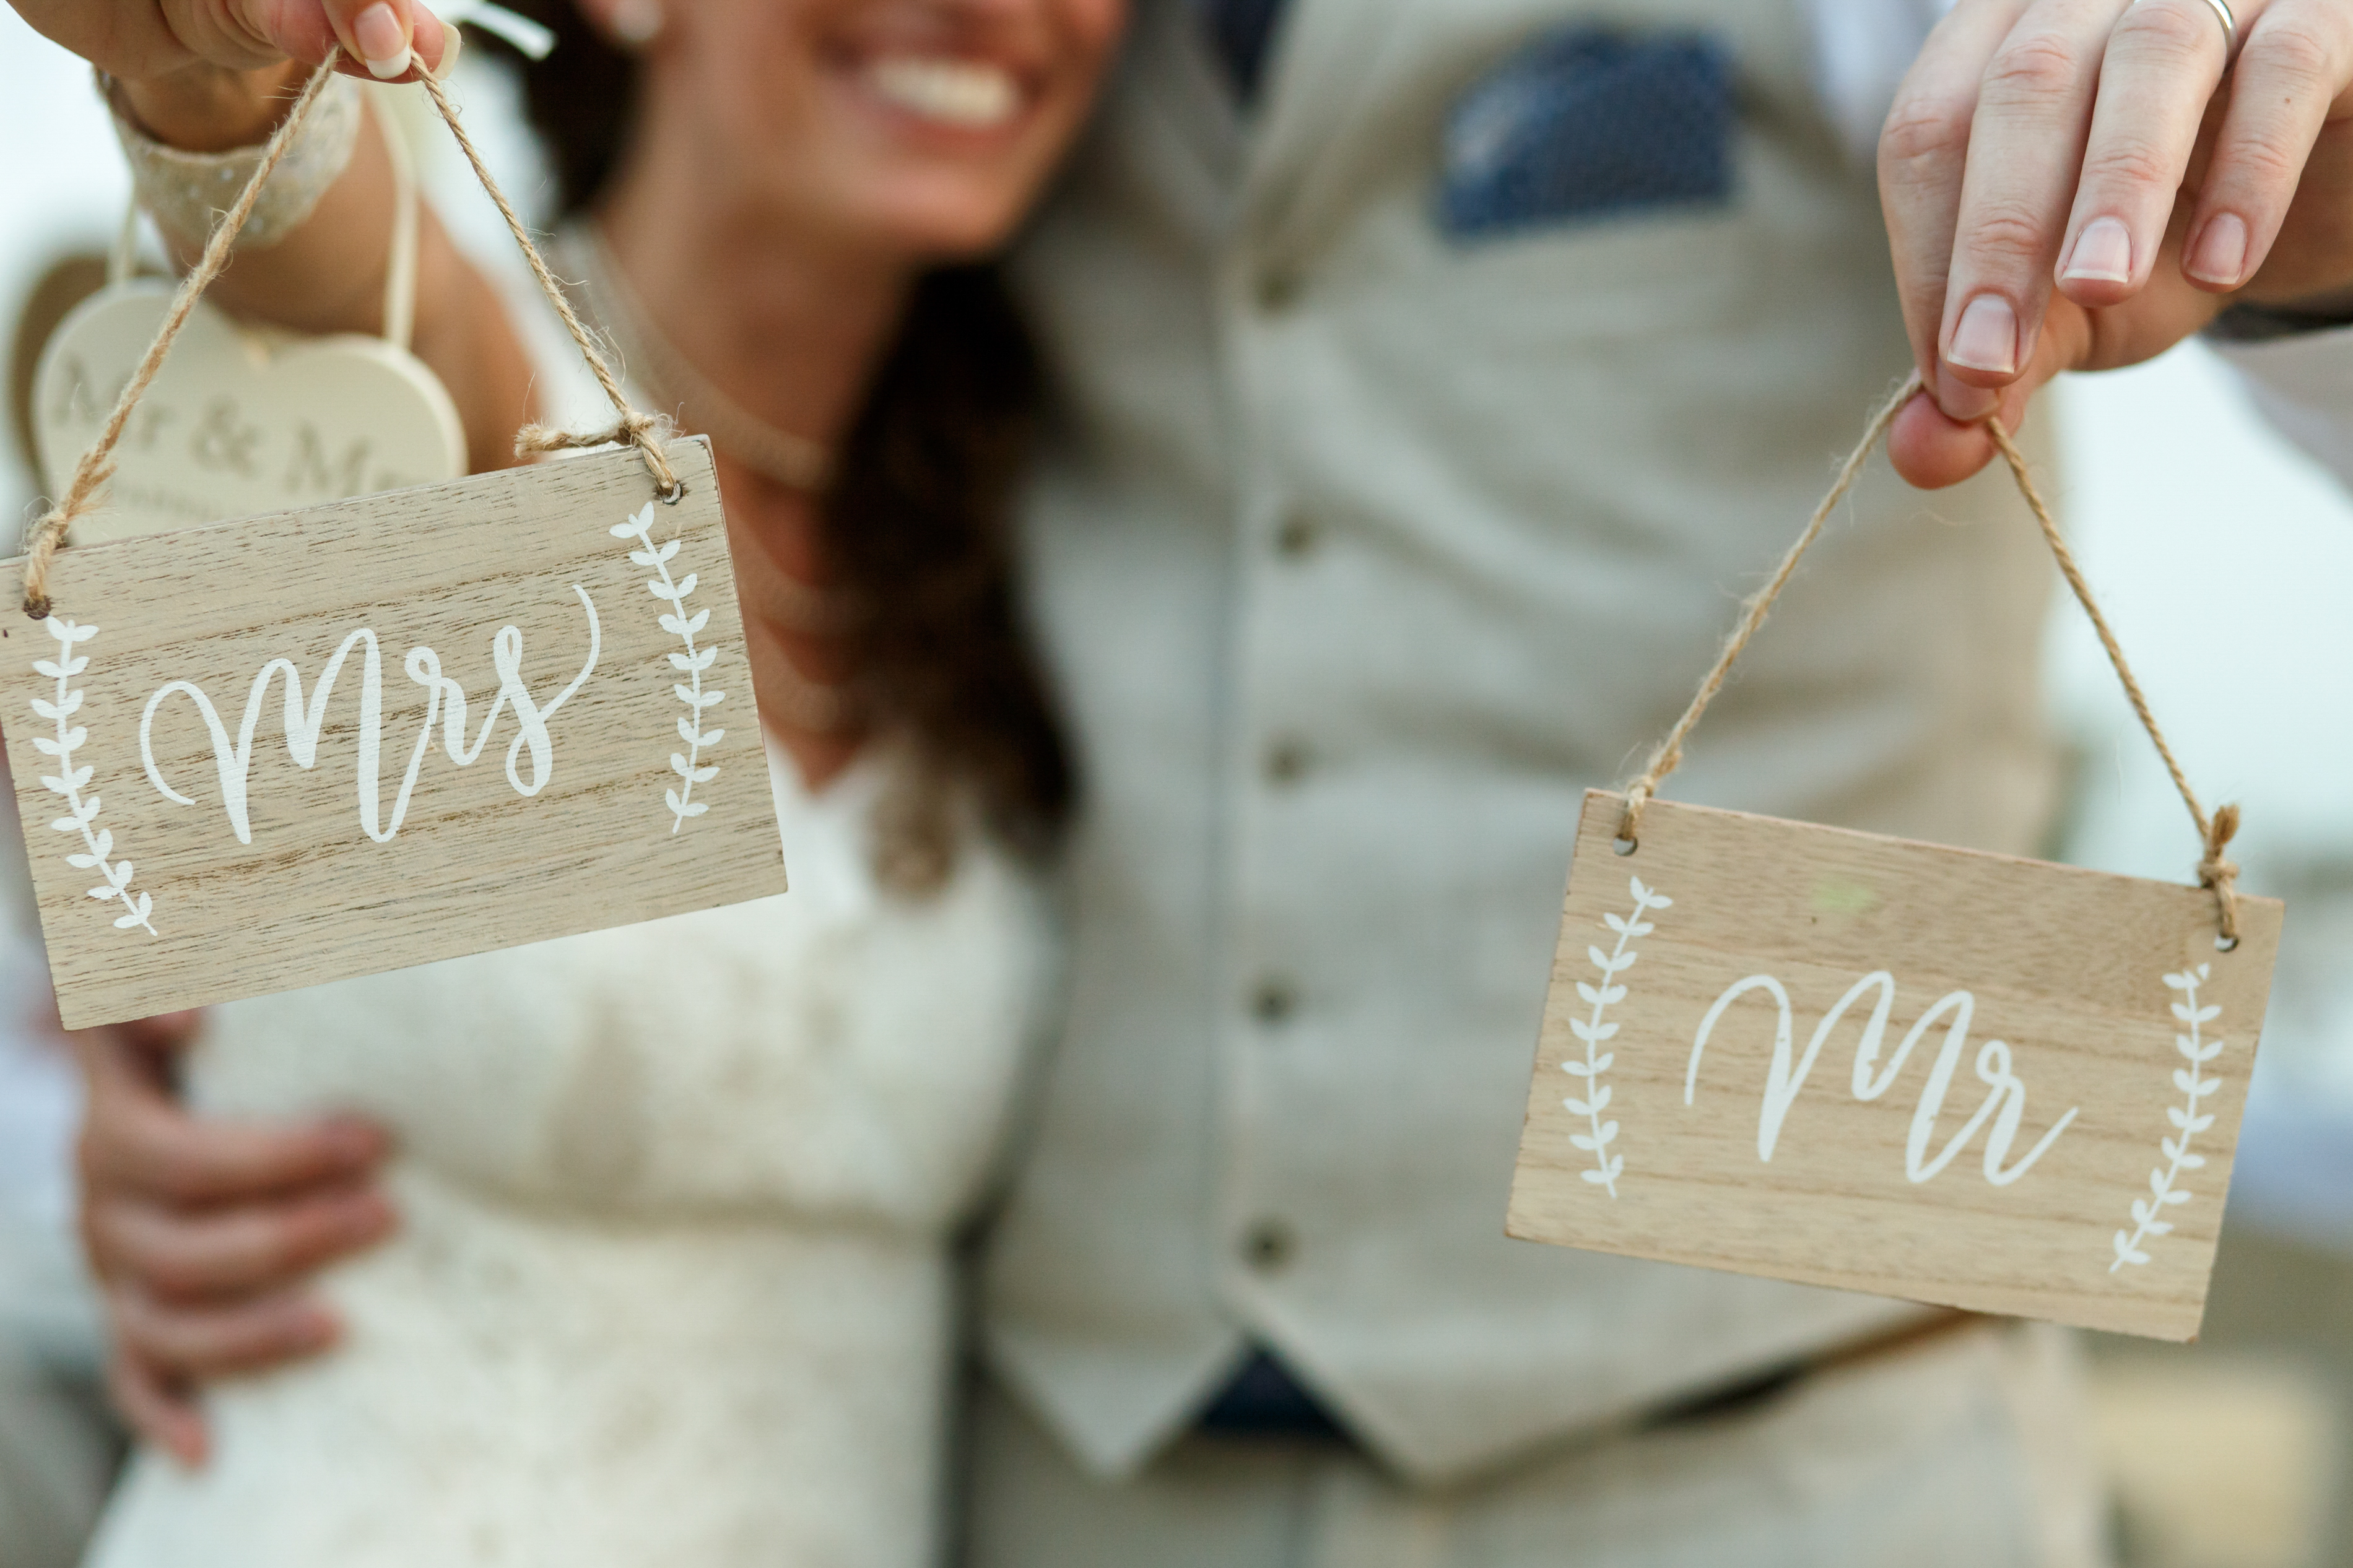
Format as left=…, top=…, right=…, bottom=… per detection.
left=1508, top=789, right=2284, bottom=1341
left=1, top=438, right=788, bottom=1029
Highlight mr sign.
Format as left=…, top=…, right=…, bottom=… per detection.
left=2, top=439, right=786, bottom=1029
left=1508, top=790, right=2283, bottom=1341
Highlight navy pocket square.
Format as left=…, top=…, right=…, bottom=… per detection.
left=1438, top=27, right=1736, bottom=241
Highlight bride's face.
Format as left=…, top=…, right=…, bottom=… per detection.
left=601, top=0, right=1128, bottom=260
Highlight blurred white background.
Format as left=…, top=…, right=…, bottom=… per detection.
left=1, top=9, right=2351, bottom=1564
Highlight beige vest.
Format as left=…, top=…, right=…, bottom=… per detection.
left=984, top=0, right=2062, bottom=1485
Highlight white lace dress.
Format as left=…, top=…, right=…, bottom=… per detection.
left=80, top=743, right=1055, bottom=1567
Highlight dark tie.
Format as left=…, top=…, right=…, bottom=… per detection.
left=1196, top=0, right=1290, bottom=101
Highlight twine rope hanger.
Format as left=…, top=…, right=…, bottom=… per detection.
left=1615, top=371, right=2244, bottom=946
left=18, top=49, right=680, bottom=622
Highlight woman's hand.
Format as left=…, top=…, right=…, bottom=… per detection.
left=10, top=1, right=451, bottom=90
left=1880, top=0, right=2353, bottom=487
left=71, top=1009, right=398, bottom=1465
left=12, top=1, right=454, bottom=155
left=12, top=0, right=535, bottom=472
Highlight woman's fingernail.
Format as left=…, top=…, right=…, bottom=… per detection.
left=2061, top=217, right=2133, bottom=284
left=354, top=4, right=412, bottom=79
left=2188, top=213, right=2249, bottom=287
left=1947, top=295, right=2019, bottom=376
left=429, top=24, right=462, bottom=79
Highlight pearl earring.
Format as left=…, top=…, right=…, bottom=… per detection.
left=609, top=0, right=663, bottom=48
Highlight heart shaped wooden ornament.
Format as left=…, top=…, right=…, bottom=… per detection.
left=32, top=281, right=465, bottom=545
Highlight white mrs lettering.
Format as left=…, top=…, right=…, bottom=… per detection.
left=139, top=587, right=601, bottom=844
left=1685, top=971, right=2080, bottom=1187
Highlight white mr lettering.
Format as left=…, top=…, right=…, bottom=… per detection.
left=1685, top=971, right=2080, bottom=1187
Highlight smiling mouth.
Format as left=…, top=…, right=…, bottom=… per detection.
left=861, top=56, right=1024, bottom=129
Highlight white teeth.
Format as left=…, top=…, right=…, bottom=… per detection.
left=865, top=56, right=1020, bottom=128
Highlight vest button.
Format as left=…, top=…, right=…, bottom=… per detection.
left=1256, top=267, right=1304, bottom=313
left=1251, top=977, right=1297, bottom=1024
left=1240, top=1219, right=1297, bottom=1272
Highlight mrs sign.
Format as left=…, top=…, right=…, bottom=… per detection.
left=1508, top=792, right=2283, bottom=1340
left=2, top=440, right=787, bottom=1029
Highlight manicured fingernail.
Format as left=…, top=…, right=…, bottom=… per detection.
left=1947, top=295, right=2019, bottom=376
left=354, top=4, right=411, bottom=79
left=611, top=0, right=664, bottom=46
left=2061, top=217, right=2133, bottom=284
left=429, top=24, right=461, bottom=79
left=2188, top=213, right=2248, bottom=287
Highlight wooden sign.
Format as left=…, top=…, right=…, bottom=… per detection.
left=1, top=438, right=786, bottom=1029
left=1508, top=790, right=2284, bottom=1340
left=33, top=282, right=466, bottom=544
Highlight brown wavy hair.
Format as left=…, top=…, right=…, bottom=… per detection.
left=481, top=6, right=1073, bottom=887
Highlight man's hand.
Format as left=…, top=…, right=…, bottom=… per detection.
left=71, top=1009, right=397, bottom=1465
left=9, top=1, right=450, bottom=87
left=1881, top=0, right=2353, bottom=488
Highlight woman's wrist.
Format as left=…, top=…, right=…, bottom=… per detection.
left=107, top=66, right=364, bottom=251
left=113, top=59, right=310, bottom=154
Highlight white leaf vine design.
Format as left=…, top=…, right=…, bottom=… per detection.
left=1564, top=873, right=1671, bottom=1197
left=30, top=617, right=154, bottom=935
left=611, top=503, right=724, bottom=832
left=2111, top=961, right=2222, bottom=1272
